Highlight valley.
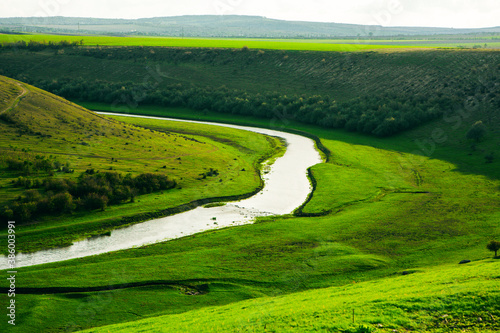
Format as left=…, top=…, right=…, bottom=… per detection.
left=0, top=28, right=499, bottom=332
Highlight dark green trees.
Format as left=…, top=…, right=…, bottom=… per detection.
left=0, top=171, right=176, bottom=224
left=466, top=121, right=487, bottom=142
left=29, top=77, right=451, bottom=138
left=487, top=240, right=500, bottom=257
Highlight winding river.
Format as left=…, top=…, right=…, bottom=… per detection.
left=1, top=114, right=322, bottom=269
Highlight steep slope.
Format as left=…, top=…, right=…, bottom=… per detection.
left=0, top=75, right=233, bottom=199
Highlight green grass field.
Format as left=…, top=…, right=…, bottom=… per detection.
left=2, top=33, right=498, bottom=51
left=0, top=76, right=283, bottom=253
left=0, top=33, right=425, bottom=51
left=1, top=97, right=498, bottom=332
left=80, top=259, right=500, bottom=333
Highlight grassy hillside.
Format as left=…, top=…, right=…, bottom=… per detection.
left=1, top=47, right=498, bottom=101
left=1, top=100, right=498, bottom=332
left=0, top=76, right=25, bottom=111
left=81, top=259, right=500, bottom=333
left=0, top=76, right=283, bottom=253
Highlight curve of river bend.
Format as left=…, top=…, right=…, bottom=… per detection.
left=1, top=113, right=322, bottom=269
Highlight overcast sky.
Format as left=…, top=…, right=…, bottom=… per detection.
left=1, top=0, right=499, bottom=28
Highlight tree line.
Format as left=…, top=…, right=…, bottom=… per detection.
left=0, top=39, right=83, bottom=51
left=1, top=170, right=176, bottom=224
left=30, top=77, right=457, bottom=137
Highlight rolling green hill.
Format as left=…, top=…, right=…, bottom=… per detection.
left=0, top=75, right=283, bottom=253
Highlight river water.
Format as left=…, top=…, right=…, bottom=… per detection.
left=1, top=114, right=322, bottom=269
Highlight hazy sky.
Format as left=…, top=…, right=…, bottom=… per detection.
left=1, top=0, right=499, bottom=28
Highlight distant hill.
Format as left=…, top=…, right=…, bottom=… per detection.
left=1, top=15, right=500, bottom=38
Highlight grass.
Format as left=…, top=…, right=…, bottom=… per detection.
left=2, top=33, right=498, bottom=51
left=300, top=163, right=393, bottom=215
left=419, top=42, right=500, bottom=48
left=79, top=259, right=500, bottom=333
left=0, top=76, right=283, bottom=253
left=83, top=102, right=500, bottom=179
left=1, top=99, right=498, bottom=332
left=0, top=76, right=23, bottom=112
left=0, top=34, right=424, bottom=51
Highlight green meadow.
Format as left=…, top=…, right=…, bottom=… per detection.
left=0, top=33, right=423, bottom=51
left=2, top=33, right=498, bottom=51
left=81, top=260, right=500, bottom=333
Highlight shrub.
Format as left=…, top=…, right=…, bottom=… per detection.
left=487, top=240, right=500, bottom=257
left=6, top=158, right=24, bottom=170
left=22, top=189, right=43, bottom=203
left=34, top=159, right=52, bottom=172
left=110, top=185, right=132, bottom=204
left=3, top=170, right=176, bottom=222
left=81, top=193, right=108, bottom=211
left=0, top=206, right=14, bottom=220
left=50, top=192, right=74, bottom=214
left=10, top=202, right=36, bottom=223
left=466, top=121, right=487, bottom=142
left=44, top=178, right=76, bottom=193
left=133, top=173, right=176, bottom=194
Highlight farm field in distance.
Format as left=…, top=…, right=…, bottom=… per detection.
left=0, top=17, right=499, bottom=333
left=0, top=33, right=424, bottom=51
left=3, top=33, right=500, bottom=51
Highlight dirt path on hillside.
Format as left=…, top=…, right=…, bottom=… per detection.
left=0, top=79, right=28, bottom=115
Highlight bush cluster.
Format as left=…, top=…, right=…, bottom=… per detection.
left=4, top=155, right=74, bottom=179
left=0, top=39, right=83, bottom=51
left=6, top=156, right=53, bottom=175
left=1, top=171, right=176, bottom=224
